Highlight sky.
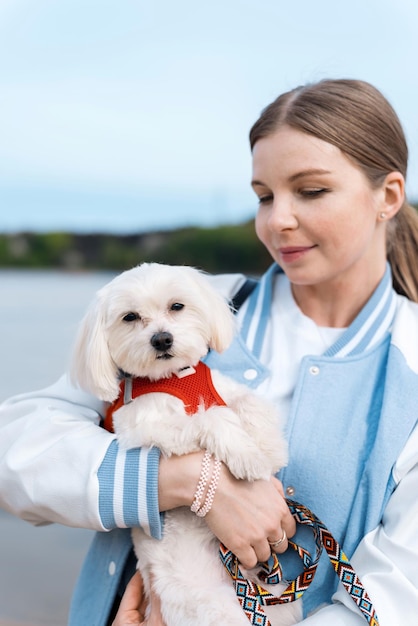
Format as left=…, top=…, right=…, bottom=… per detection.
left=0, top=0, right=417, bottom=234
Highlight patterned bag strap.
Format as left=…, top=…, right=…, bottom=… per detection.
left=219, top=499, right=379, bottom=626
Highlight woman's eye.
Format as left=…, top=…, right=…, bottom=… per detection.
left=258, top=194, right=273, bottom=204
left=122, top=312, right=140, bottom=322
left=300, top=188, right=330, bottom=198
left=170, top=303, right=184, bottom=311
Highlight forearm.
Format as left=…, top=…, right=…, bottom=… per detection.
left=157, top=451, right=204, bottom=511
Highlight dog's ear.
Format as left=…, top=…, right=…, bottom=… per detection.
left=190, top=269, right=236, bottom=353
left=70, top=293, right=120, bottom=402
left=206, top=291, right=236, bottom=353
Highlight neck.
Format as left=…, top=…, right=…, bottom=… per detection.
left=291, top=267, right=386, bottom=328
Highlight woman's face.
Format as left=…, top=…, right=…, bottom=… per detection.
left=252, top=126, right=387, bottom=292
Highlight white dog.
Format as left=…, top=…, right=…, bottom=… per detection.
left=71, top=263, right=301, bottom=626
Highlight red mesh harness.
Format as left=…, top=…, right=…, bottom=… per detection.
left=104, top=361, right=226, bottom=433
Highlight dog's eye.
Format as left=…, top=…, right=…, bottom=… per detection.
left=170, top=303, right=184, bottom=311
left=122, top=312, right=140, bottom=322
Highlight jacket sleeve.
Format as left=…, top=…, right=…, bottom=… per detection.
left=300, top=422, right=418, bottom=626
left=0, top=374, right=162, bottom=538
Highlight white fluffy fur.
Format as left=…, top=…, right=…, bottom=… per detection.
left=71, top=262, right=301, bottom=626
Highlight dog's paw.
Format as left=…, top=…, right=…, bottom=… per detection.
left=225, top=449, right=274, bottom=481
left=195, top=405, right=275, bottom=480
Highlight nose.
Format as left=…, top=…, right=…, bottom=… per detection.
left=267, top=199, right=298, bottom=231
left=151, top=331, right=174, bottom=352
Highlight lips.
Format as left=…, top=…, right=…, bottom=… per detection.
left=278, top=245, right=316, bottom=263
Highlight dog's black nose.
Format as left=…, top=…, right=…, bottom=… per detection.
left=151, top=331, right=174, bottom=352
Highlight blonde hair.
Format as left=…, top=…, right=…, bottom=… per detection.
left=250, top=79, right=418, bottom=302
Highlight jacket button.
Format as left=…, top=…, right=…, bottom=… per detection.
left=286, top=485, right=295, bottom=496
left=309, top=365, right=320, bottom=376
left=108, top=561, right=116, bottom=576
left=244, top=368, right=258, bottom=380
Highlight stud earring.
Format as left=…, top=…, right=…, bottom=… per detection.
left=379, top=212, right=386, bottom=220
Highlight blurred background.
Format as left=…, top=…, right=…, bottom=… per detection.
left=1, top=0, right=417, bottom=623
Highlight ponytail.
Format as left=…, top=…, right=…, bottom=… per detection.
left=388, top=203, right=418, bottom=302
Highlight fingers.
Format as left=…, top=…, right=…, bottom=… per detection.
left=263, top=478, right=295, bottom=558
left=112, top=571, right=144, bottom=626
left=112, top=572, right=167, bottom=626
left=205, top=468, right=297, bottom=569
left=270, top=476, right=297, bottom=539
left=271, top=475, right=286, bottom=498
left=123, top=571, right=144, bottom=609
left=143, top=587, right=165, bottom=626
left=253, top=524, right=289, bottom=564
left=267, top=528, right=288, bottom=553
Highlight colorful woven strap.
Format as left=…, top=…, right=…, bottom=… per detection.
left=219, top=499, right=379, bottom=626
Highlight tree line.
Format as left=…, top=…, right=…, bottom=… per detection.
left=2, top=203, right=417, bottom=276
left=0, top=220, right=272, bottom=275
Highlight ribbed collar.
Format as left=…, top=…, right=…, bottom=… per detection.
left=239, top=263, right=396, bottom=359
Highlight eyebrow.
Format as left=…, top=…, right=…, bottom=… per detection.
left=251, top=168, right=332, bottom=188
left=288, top=168, right=332, bottom=182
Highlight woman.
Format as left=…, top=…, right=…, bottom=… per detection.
left=1, top=79, right=418, bottom=625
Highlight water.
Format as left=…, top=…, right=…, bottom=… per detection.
left=0, top=269, right=116, bottom=626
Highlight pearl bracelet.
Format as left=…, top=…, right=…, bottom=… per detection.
left=190, top=452, right=222, bottom=517
left=190, top=451, right=212, bottom=514
left=195, top=458, right=222, bottom=517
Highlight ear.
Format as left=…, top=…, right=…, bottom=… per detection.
left=70, top=295, right=120, bottom=402
left=192, top=270, right=236, bottom=353
left=207, top=293, right=236, bottom=353
left=378, top=171, right=405, bottom=221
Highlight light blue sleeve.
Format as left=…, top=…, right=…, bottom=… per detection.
left=97, top=440, right=163, bottom=539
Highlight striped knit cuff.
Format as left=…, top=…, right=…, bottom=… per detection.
left=97, top=440, right=162, bottom=539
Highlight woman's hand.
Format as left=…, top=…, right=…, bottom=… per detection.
left=112, top=572, right=166, bottom=626
left=205, top=471, right=296, bottom=569
left=158, top=452, right=296, bottom=570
